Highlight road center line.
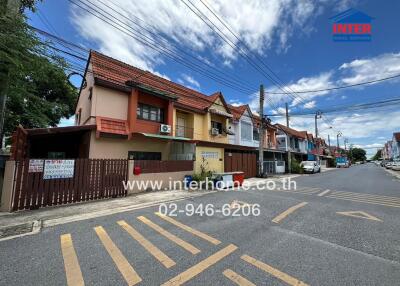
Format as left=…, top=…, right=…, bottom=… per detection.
left=60, top=234, right=85, bottom=286
left=272, top=202, right=308, bottom=224
left=318, top=189, right=331, bottom=196
left=223, top=269, right=256, bottom=286
left=117, top=220, right=176, bottom=268
left=137, top=216, right=200, bottom=254
left=155, top=213, right=221, bottom=245
left=160, top=244, right=237, bottom=286
left=94, top=226, right=142, bottom=285
left=241, top=254, right=309, bottom=286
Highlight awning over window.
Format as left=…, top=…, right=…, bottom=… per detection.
left=138, top=133, right=192, bottom=141
left=209, top=108, right=233, bottom=118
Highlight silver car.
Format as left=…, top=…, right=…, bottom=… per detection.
left=301, top=161, right=321, bottom=174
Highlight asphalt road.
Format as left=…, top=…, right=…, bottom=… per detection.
left=1, top=163, right=400, bottom=286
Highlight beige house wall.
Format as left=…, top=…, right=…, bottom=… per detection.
left=89, top=131, right=171, bottom=160
left=93, top=86, right=129, bottom=121
left=75, top=64, right=95, bottom=125
left=195, top=146, right=224, bottom=173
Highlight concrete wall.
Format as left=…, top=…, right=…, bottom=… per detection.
left=127, top=160, right=193, bottom=194
left=94, top=86, right=129, bottom=121
left=89, top=131, right=171, bottom=160
left=195, top=146, right=224, bottom=173
left=0, top=161, right=15, bottom=212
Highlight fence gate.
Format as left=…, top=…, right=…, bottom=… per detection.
left=224, top=151, right=257, bottom=178
left=11, top=159, right=128, bottom=211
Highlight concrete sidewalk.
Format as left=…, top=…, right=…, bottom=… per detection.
left=0, top=190, right=213, bottom=241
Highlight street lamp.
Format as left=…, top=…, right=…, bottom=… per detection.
left=337, top=131, right=342, bottom=150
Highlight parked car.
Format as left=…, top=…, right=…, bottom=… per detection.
left=301, top=161, right=321, bottom=173
left=391, top=162, right=400, bottom=171
left=385, top=162, right=394, bottom=169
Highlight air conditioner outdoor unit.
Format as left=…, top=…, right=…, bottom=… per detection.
left=211, top=128, right=219, bottom=136
left=160, top=124, right=171, bottom=134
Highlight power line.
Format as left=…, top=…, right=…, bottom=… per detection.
left=69, top=0, right=257, bottom=94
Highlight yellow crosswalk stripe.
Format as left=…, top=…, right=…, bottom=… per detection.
left=325, top=195, right=400, bottom=208
left=94, top=226, right=142, bottom=285
left=117, top=220, right=176, bottom=268
left=331, top=191, right=400, bottom=203
left=155, top=213, right=221, bottom=245
left=161, top=244, right=238, bottom=286
left=272, top=202, right=308, bottom=223
left=241, top=254, right=309, bottom=286
left=223, top=269, right=256, bottom=286
left=137, top=216, right=200, bottom=254
left=60, top=234, right=85, bottom=286
left=328, top=193, right=400, bottom=205
left=318, top=189, right=331, bottom=196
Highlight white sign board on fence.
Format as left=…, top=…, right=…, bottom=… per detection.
left=28, top=159, right=44, bottom=172
left=43, top=160, right=75, bottom=179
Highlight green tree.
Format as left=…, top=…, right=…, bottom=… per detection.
left=371, top=149, right=382, bottom=161
left=0, top=1, right=77, bottom=146
left=348, top=147, right=367, bottom=162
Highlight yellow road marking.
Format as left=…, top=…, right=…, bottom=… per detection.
left=331, top=191, right=400, bottom=203
left=318, top=189, right=331, bottom=196
left=275, top=188, right=319, bottom=195
left=336, top=211, right=382, bottom=222
left=272, top=202, right=308, bottom=223
left=137, top=216, right=200, bottom=254
left=328, top=193, right=400, bottom=205
left=155, top=213, right=221, bottom=245
left=161, top=244, right=237, bottom=286
left=326, top=195, right=400, bottom=208
left=332, top=190, right=400, bottom=202
left=223, top=269, right=256, bottom=286
left=117, top=220, right=176, bottom=268
left=94, top=226, right=142, bottom=285
left=60, top=234, right=84, bottom=286
left=241, top=254, right=309, bottom=286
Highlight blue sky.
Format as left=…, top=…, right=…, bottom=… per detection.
left=28, top=0, right=400, bottom=157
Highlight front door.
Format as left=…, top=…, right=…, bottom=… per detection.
left=177, top=117, right=186, bottom=137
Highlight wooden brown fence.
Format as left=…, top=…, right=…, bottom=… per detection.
left=134, top=160, right=193, bottom=174
left=11, top=159, right=128, bottom=211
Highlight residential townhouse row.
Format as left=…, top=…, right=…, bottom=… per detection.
left=381, top=132, right=400, bottom=160
left=10, top=51, right=337, bottom=178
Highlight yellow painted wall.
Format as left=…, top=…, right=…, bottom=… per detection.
left=75, top=64, right=95, bottom=125
left=195, top=146, right=224, bottom=173
left=89, top=131, right=171, bottom=159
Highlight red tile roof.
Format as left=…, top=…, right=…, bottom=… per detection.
left=275, top=124, right=307, bottom=139
left=89, top=51, right=226, bottom=112
left=228, top=104, right=248, bottom=121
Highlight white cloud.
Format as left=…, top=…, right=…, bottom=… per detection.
left=339, top=53, right=400, bottom=85
left=178, top=74, right=201, bottom=90
left=71, top=0, right=326, bottom=71
left=303, top=100, right=316, bottom=109
left=58, top=116, right=75, bottom=127
left=229, top=99, right=244, bottom=107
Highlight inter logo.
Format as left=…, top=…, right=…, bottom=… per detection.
left=330, top=8, right=374, bottom=42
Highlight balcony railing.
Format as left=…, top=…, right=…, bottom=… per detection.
left=175, top=125, right=194, bottom=138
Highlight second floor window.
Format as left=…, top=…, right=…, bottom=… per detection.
left=241, top=121, right=252, bottom=141
left=137, top=103, right=164, bottom=123
left=211, top=121, right=223, bottom=134
left=253, top=128, right=260, bottom=141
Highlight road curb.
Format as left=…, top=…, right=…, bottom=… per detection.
left=0, top=191, right=215, bottom=241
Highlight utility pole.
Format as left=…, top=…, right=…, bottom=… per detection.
left=284, top=103, right=291, bottom=173
left=285, top=102, right=289, bottom=128
left=344, top=138, right=348, bottom=151
left=328, top=134, right=331, bottom=150
left=315, top=111, right=322, bottom=160
left=258, top=84, right=264, bottom=177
